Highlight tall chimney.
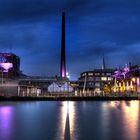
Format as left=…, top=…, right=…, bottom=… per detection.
left=60, top=12, right=66, bottom=78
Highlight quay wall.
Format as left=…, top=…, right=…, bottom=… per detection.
left=0, top=96, right=140, bottom=101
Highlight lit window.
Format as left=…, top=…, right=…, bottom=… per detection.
left=101, top=77, right=107, bottom=81
left=88, top=73, right=93, bottom=76
left=82, top=73, right=86, bottom=76
left=108, top=77, right=112, bottom=81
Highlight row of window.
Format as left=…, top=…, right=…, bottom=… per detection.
left=82, top=72, right=112, bottom=77
left=81, top=82, right=103, bottom=87
left=81, top=77, right=112, bottom=81
left=101, top=77, right=112, bottom=81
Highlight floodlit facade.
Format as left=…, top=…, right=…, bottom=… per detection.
left=0, top=53, right=20, bottom=78
left=48, top=82, right=73, bottom=92
left=112, top=64, right=140, bottom=93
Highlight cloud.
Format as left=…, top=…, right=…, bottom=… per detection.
left=0, top=0, right=139, bottom=24
left=0, top=0, right=92, bottom=24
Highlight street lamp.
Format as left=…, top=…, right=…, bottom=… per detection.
left=66, top=72, right=70, bottom=79
left=83, top=74, right=87, bottom=95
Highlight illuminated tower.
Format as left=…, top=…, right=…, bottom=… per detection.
left=60, top=12, right=66, bottom=78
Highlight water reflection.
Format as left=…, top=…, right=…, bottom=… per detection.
left=0, top=101, right=139, bottom=140
left=101, top=101, right=140, bottom=140
left=122, top=101, right=139, bottom=140
left=64, top=109, right=70, bottom=140
left=57, top=101, right=76, bottom=140
left=0, top=106, right=13, bottom=140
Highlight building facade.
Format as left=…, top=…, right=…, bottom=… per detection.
left=18, top=77, right=74, bottom=96
left=18, top=77, right=57, bottom=96
left=78, top=69, right=114, bottom=95
left=112, top=64, right=140, bottom=94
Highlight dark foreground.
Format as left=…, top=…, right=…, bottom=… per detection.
left=0, top=96, right=140, bottom=101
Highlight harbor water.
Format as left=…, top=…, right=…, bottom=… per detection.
left=0, top=101, right=140, bottom=140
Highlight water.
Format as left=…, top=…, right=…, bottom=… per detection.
left=0, top=101, right=140, bottom=140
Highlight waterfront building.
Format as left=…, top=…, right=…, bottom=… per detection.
left=18, top=76, right=74, bottom=96
left=18, top=76, right=57, bottom=96
left=78, top=57, right=114, bottom=95
left=0, top=79, right=19, bottom=96
left=78, top=68, right=114, bottom=95
left=112, top=64, right=140, bottom=94
left=0, top=53, right=20, bottom=78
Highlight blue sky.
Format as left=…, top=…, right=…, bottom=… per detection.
left=0, top=0, right=140, bottom=79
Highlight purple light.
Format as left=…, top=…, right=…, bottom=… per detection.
left=62, top=68, right=65, bottom=78
left=137, top=78, right=140, bottom=86
left=113, top=66, right=130, bottom=79
left=0, top=106, right=13, bottom=139
left=0, top=106, right=12, bottom=114
left=0, top=63, right=13, bottom=72
left=124, top=67, right=129, bottom=72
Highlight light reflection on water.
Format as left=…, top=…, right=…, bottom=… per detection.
left=0, top=106, right=14, bottom=140
left=101, top=101, right=140, bottom=140
left=122, top=101, right=139, bottom=140
left=0, top=101, right=139, bottom=140
left=57, top=101, right=77, bottom=140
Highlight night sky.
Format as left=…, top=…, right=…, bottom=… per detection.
left=0, top=0, right=140, bottom=80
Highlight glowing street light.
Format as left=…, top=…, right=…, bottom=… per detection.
left=132, top=78, right=136, bottom=82
left=66, top=72, right=70, bottom=79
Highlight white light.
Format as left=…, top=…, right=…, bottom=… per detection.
left=66, top=72, right=70, bottom=78
left=101, top=77, right=107, bottom=81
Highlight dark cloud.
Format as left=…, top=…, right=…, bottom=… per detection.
left=0, top=0, right=139, bottom=24
left=0, top=0, right=92, bottom=24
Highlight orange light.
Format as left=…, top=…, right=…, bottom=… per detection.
left=132, top=78, right=136, bottom=82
